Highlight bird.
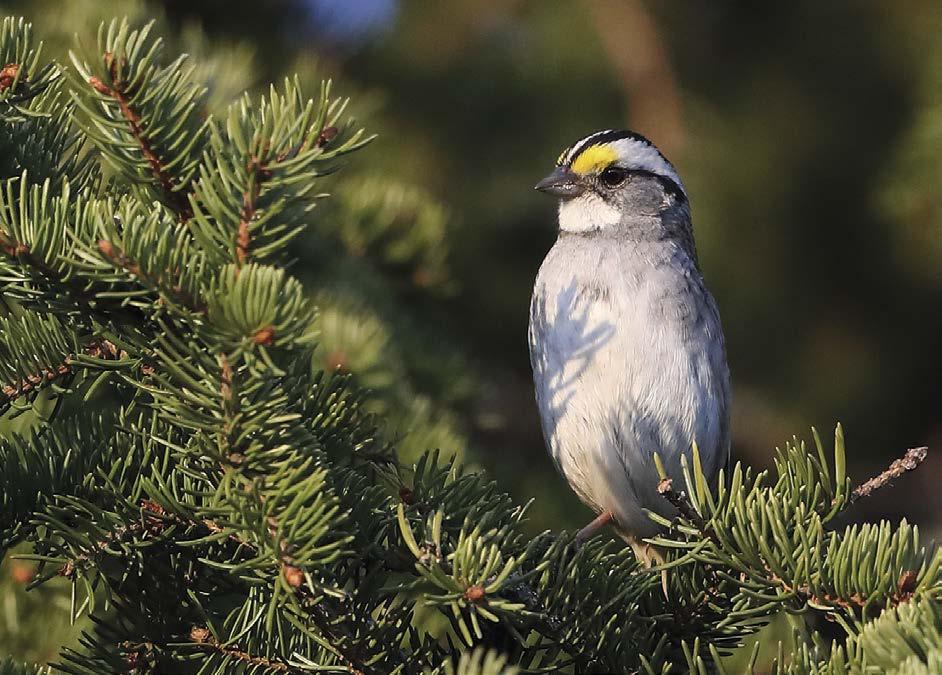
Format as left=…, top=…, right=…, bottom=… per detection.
left=528, top=129, right=730, bottom=566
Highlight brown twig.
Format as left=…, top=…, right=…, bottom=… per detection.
left=0, top=339, right=121, bottom=404
left=236, top=158, right=266, bottom=267
left=769, top=570, right=865, bottom=610
left=219, top=354, right=233, bottom=404
left=656, top=478, right=705, bottom=528
left=1, top=362, right=70, bottom=401
left=189, top=626, right=293, bottom=673
left=317, top=126, right=338, bottom=148
left=88, top=65, right=193, bottom=220
left=234, top=124, right=336, bottom=268
left=0, top=236, right=104, bottom=309
left=236, top=220, right=251, bottom=265
left=0, top=236, right=150, bottom=335
left=774, top=568, right=918, bottom=611
left=97, top=239, right=203, bottom=312
left=895, top=570, right=918, bottom=604
left=851, top=447, right=929, bottom=503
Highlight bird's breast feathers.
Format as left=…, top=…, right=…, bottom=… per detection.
left=528, top=239, right=729, bottom=531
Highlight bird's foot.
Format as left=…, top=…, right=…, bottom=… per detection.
left=627, top=538, right=670, bottom=598
left=575, top=510, right=613, bottom=544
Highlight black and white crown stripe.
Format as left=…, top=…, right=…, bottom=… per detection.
left=558, top=129, right=658, bottom=167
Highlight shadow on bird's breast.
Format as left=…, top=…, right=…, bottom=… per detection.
left=531, top=280, right=616, bottom=456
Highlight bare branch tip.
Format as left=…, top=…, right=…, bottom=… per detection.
left=851, top=446, right=929, bottom=502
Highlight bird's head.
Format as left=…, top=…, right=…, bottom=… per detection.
left=535, top=129, right=688, bottom=235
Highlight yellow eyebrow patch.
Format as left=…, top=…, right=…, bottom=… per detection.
left=570, top=144, right=618, bottom=175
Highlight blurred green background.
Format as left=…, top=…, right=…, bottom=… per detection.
left=2, top=0, right=941, bottom=665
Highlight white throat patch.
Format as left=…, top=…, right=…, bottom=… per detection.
left=558, top=192, right=620, bottom=233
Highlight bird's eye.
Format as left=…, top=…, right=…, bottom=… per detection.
left=599, top=166, right=628, bottom=188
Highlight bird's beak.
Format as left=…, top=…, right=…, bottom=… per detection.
left=534, top=167, right=586, bottom=198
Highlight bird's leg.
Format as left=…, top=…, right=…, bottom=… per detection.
left=575, top=510, right=613, bottom=543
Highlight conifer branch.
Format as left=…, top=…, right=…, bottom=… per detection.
left=0, top=236, right=78, bottom=295
left=234, top=126, right=337, bottom=268
left=0, top=230, right=137, bottom=319
left=187, top=628, right=294, bottom=673
left=87, top=58, right=193, bottom=221
left=207, top=358, right=389, bottom=675
left=772, top=574, right=867, bottom=611
left=654, top=441, right=935, bottom=625
left=772, top=568, right=920, bottom=612
left=0, top=17, right=59, bottom=117
left=96, top=238, right=204, bottom=312
left=69, top=22, right=209, bottom=221
left=235, top=158, right=263, bottom=267
left=52, top=497, right=391, bottom=675
left=1, top=360, right=70, bottom=402
left=0, top=338, right=120, bottom=405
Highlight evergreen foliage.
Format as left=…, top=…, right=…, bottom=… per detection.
left=0, top=15, right=938, bottom=674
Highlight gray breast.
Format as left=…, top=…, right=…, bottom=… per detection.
left=528, top=235, right=730, bottom=536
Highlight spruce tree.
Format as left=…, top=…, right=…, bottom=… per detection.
left=0, top=16, right=939, bottom=674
